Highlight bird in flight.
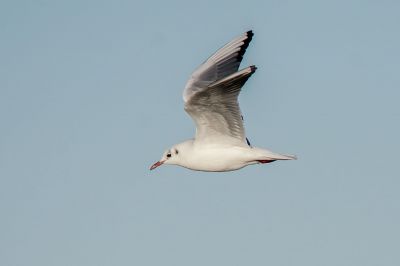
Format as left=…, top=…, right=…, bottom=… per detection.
left=150, top=30, right=296, bottom=172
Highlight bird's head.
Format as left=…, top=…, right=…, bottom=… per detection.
left=150, top=146, right=180, bottom=170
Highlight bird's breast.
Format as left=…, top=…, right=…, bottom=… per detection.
left=181, top=146, right=255, bottom=172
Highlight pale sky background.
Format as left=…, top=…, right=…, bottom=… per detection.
left=1, top=0, right=399, bottom=265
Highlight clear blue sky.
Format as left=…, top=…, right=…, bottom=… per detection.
left=1, top=0, right=399, bottom=265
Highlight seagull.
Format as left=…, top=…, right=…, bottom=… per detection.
left=150, top=30, right=296, bottom=172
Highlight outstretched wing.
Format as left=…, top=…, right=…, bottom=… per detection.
left=185, top=66, right=257, bottom=145
left=183, top=31, right=253, bottom=102
left=183, top=31, right=256, bottom=145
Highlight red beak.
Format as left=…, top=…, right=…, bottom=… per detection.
left=150, top=160, right=164, bottom=170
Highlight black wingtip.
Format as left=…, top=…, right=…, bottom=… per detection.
left=250, top=65, right=257, bottom=73
left=237, top=30, right=254, bottom=62
left=245, top=30, right=254, bottom=44
left=246, top=30, right=254, bottom=38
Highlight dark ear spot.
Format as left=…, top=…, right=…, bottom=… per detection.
left=175, top=149, right=179, bottom=155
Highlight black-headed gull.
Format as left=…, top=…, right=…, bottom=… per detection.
left=150, top=30, right=296, bottom=172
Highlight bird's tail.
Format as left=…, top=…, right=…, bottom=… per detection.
left=252, top=147, right=297, bottom=163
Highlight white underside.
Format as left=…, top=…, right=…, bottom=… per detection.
left=170, top=141, right=296, bottom=172
left=155, top=31, right=296, bottom=172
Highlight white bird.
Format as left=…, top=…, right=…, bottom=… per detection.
left=150, top=30, right=296, bottom=172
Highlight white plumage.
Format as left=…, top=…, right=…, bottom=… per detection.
left=150, top=31, right=296, bottom=172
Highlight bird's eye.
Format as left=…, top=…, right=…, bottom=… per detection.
left=166, top=153, right=171, bottom=158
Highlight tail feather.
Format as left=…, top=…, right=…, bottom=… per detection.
left=253, top=147, right=297, bottom=161
left=279, top=154, right=297, bottom=160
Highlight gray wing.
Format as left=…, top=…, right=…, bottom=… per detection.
left=185, top=66, right=257, bottom=145
left=183, top=31, right=253, bottom=102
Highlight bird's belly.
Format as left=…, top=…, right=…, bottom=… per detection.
left=183, top=147, right=254, bottom=172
